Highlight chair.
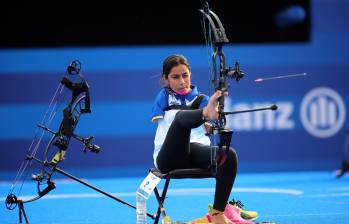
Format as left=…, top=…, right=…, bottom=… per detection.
left=149, top=167, right=215, bottom=224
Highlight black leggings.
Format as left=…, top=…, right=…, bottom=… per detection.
left=156, top=109, right=238, bottom=211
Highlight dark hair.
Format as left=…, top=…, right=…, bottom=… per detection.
left=162, top=54, right=191, bottom=79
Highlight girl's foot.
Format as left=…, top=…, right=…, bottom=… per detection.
left=210, top=208, right=234, bottom=224
left=202, top=91, right=222, bottom=121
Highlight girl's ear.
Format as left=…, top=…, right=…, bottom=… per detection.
left=162, top=76, right=168, bottom=85
left=161, top=76, right=168, bottom=87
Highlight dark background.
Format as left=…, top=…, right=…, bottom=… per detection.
left=0, top=0, right=310, bottom=48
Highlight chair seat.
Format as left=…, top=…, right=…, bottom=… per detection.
left=150, top=167, right=215, bottom=179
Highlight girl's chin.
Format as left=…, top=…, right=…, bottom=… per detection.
left=175, top=89, right=190, bottom=95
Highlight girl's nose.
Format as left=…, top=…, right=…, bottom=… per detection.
left=179, top=77, right=185, bottom=84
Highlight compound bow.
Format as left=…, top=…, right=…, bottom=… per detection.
left=5, top=60, right=100, bottom=211
left=198, top=2, right=277, bottom=169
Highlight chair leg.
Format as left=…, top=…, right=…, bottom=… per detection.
left=153, top=178, right=170, bottom=224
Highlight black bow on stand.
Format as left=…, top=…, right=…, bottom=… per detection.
left=5, top=61, right=156, bottom=224
left=198, top=2, right=278, bottom=171
left=5, top=60, right=103, bottom=222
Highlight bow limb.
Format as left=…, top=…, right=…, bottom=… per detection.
left=199, top=8, right=229, bottom=45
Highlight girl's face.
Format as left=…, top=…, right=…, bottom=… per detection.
left=165, top=64, right=192, bottom=95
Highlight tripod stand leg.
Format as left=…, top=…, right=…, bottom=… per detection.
left=18, top=201, right=29, bottom=224
left=19, top=205, right=22, bottom=223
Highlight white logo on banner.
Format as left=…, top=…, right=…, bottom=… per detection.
left=225, top=98, right=294, bottom=131
left=300, top=87, right=346, bottom=138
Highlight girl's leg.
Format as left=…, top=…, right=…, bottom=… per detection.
left=157, top=90, right=223, bottom=172
left=156, top=109, right=205, bottom=173
left=213, top=149, right=238, bottom=211
left=190, top=143, right=238, bottom=211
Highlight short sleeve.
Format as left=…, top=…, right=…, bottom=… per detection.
left=151, top=89, right=168, bottom=122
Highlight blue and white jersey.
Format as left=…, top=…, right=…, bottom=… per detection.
left=151, top=86, right=211, bottom=167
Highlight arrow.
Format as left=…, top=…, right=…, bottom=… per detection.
left=255, top=73, right=307, bottom=83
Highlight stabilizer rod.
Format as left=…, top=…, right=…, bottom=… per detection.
left=223, top=104, right=277, bottom=115
left=29, top=156, right=156, bottom=219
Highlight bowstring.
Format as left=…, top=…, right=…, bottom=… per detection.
left=10, top=83, right=63, bottom=196
left=9, top=77, right=67, bottom=197
left=30, top=83, right=65, bottom=158
left=201, top=13, right=214, bottom=97
left=201, top=10, right=219, bottom=170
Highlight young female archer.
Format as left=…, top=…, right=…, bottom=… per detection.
left=151, top=54, right=238, bottom=224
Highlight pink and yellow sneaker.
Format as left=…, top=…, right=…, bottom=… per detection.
left=207, top=204, right=254, bottom=224
left=229, top=199, right=259, bottom=221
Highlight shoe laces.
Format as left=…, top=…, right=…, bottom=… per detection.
left=229, top=199, right=244, bottom=209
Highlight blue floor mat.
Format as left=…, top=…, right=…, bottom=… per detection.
left=1, top=170, right=349, bottom=224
